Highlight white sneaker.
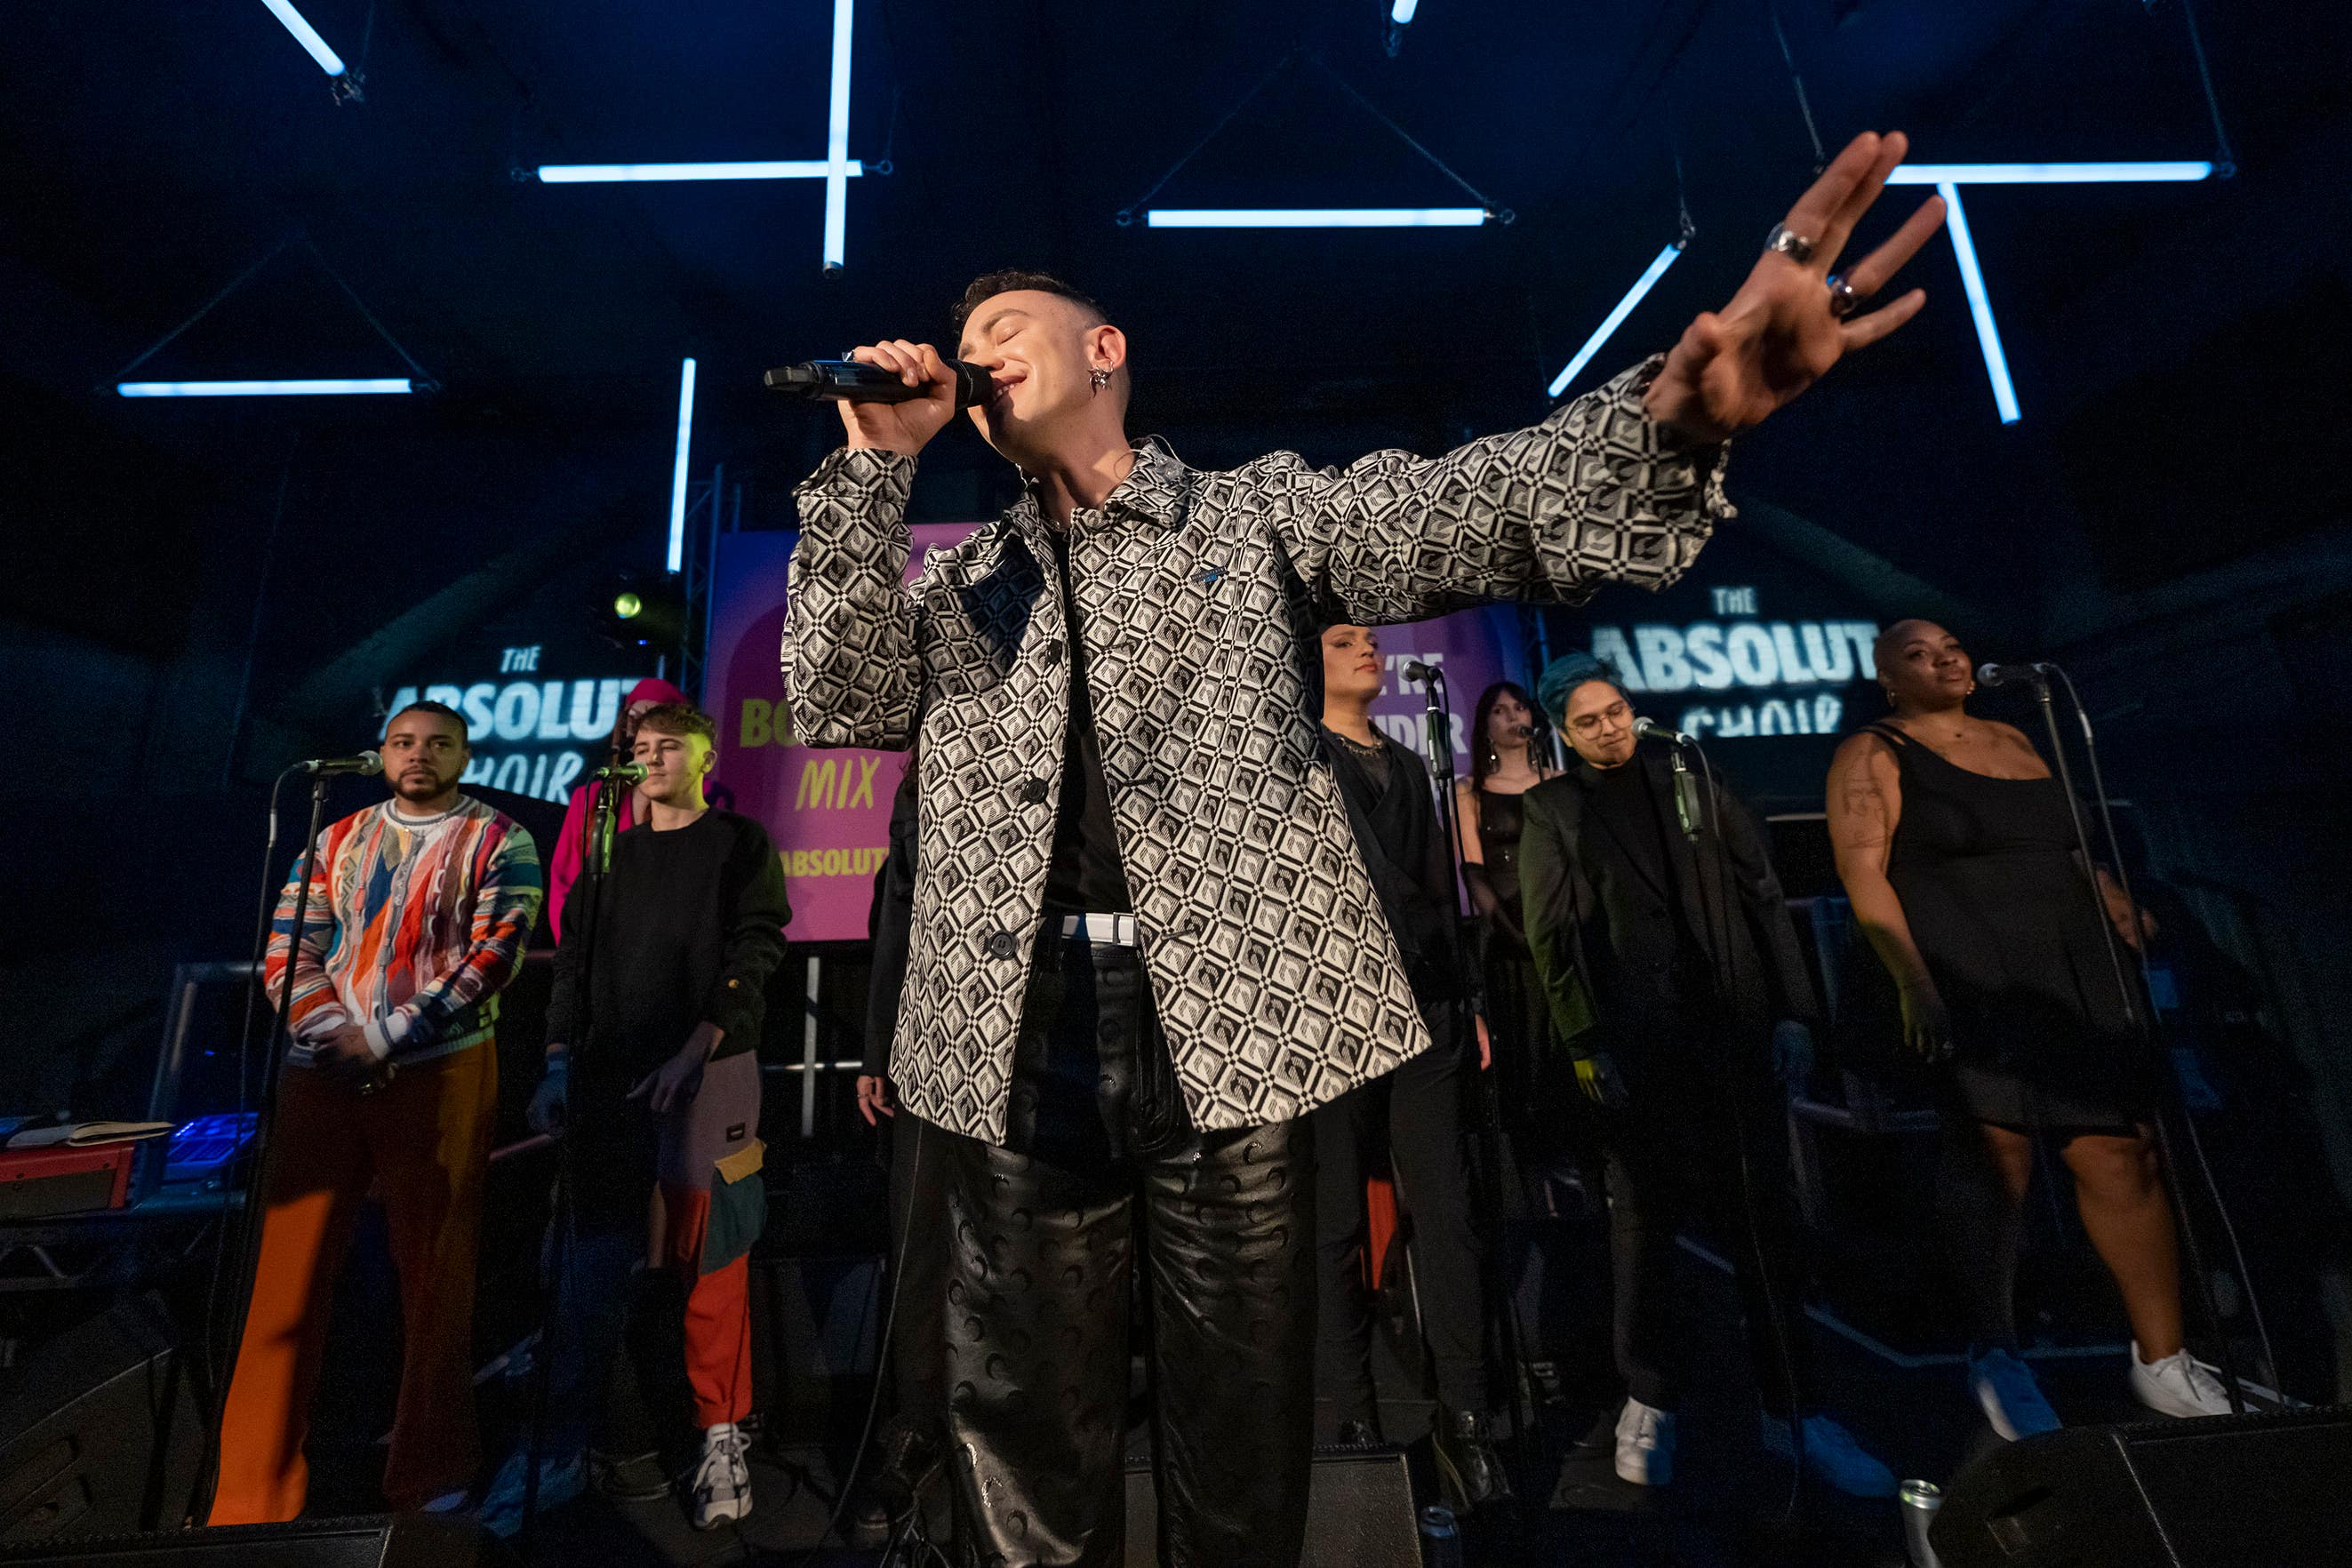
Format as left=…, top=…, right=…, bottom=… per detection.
left=2130, top=1344, right=2233, bottom=1419
left=692, top=1422, right=753, bottom=1529
left=1612, top=1397, right=1676, bottom=1486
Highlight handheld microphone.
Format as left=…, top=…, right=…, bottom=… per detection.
left=1632, top=716, right=1695, bottom=747
left=294, top=750, right=383, bottom=777
left=1975, top=660, right=2053, bottom=688
left=1510, top=724, right=1534, bottom=738
left=594, top=763, right=649, bottom=784
left=764, top=358, right=994, bottom=411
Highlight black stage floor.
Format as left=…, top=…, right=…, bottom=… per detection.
left=279, top=1220, right=2180, bottom=1567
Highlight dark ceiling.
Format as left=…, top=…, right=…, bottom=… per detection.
left=4, top=0, right=2345, bottom=669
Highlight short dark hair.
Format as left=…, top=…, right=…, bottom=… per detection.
left=633, top=702, right=716, bottom=748
left=950, top=269, right=1106, bottom=337
left=386, top=700, right=468, bottom=742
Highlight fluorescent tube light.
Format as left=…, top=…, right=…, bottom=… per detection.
left=117, top=379, right=411, bottom=396
left=667, top=358, right=697, bottom=573
left=1145, top=208, right=1488, bottom=228
left=1547, top=242, right=1684, bottom=398
left=1938, top=184, right=2020, bottom=424
left=260, top=0, right=347, bottom=76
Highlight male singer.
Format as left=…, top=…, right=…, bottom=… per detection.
left=780, top=133, right=1943, bottom=1564
left=1519, top=655, right=1893, bottom=1498
left=214, top=700, right=542, bottom=1523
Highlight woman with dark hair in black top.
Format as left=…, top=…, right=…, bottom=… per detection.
left=1827, top=619, right=2229, bottom=1442
left=1456, top=681, right=1558, bottom=1128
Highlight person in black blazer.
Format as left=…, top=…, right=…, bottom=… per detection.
left=1520, top=654, right=1892, bottom=1500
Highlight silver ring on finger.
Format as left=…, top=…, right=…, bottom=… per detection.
left=1764, top=222, right=1817, bottom=265
left=1826, top=275, right=1862, bottom=318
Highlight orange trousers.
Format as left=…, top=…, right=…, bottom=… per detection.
left=658, top=1185, right=754, bottom=1428
left=211, top=1045, right=497, bottom=1523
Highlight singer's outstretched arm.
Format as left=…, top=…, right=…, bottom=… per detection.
left=1265, top=358, right=1730, bottom=626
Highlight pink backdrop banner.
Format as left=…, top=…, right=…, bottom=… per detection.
left=708, top=525, right=1530, bottom=940
left=708, top=524, right=975, bottom=941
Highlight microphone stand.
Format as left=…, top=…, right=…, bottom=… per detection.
left=519, top=772, right=626, bottom=1551
left=2024, top=668, right=2256, bottom=1414
left=1670, top=735, right=1810, bottom=1529
left=196, top=766, right=334, bottom=1519
left=1409, top=666, right=1538, bottom=1460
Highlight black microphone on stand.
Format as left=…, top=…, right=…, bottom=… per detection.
left=764, top=358, right=994, bottom=410
left=593, top=762, right=649, bottom=784
left=1403, top=661, right=1453, bottom=782
left=1631, top=719, right=1708, bottom=838
left=293, top=750, right=383, bottom=776
left=1631, top=716, right=1695, bottom=747
left=1976, top=660, right=2053, bottom=688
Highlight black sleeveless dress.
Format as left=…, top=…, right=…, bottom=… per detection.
left=1870, top=723, right=2148, bottom=1133
left=1475, top=786, right=1554, bottom=1123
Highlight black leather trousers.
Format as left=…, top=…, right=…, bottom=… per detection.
left=938, top=935, right=1316, bottom=1568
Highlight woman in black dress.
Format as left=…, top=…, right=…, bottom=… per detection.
left=1456, top=681, right=1558, bottom=1132
left=1827, top=619, right=2229, bottom=1438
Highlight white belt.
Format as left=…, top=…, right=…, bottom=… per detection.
left=1058, top=912, right=1139, bottom=947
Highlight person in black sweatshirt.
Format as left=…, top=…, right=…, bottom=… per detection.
left=1313, top=624, right=1511, bottom=1512
left=482, top=702, right=790, bottom=1535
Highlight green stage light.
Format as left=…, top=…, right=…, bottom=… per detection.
left=613, top=591, right=644, bottom=620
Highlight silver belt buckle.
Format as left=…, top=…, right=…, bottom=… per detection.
left=1058, top=912, right=1138, bottom=947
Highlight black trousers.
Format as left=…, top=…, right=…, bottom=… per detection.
left=1596, top=1059, right=1812, bottom=1418
left=885, top=1110, right=949, bottom=1440
left=939, top=936, right=1317, bottom=1568
left=1313, top=1023, right=1492, bottom=1420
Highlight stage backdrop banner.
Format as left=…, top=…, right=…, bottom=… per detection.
left=709, top=524, right=975, bottom=941
left=708, top=526, right=1530, bottom=940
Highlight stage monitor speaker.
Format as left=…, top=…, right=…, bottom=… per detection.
left=1124, top=1445, right=1419, bottom=1568
left=0, top=1515, right=512, bottom=1566
left=0, top=1296, right=201, bottom=1546
left=1932, top=1405, right=2352, bottom=1567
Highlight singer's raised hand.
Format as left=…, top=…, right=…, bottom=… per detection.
left=1643, top=131, right=1948, bottom=446
left=840, top=339, right=960, bottom=458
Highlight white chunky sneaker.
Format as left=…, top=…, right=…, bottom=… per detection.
left=692, top=1422, right=753, bottom=1529
left=2131, top=1344, right=2234, bottom=1419
left=1612, top=1396, right=1676, bottom=1486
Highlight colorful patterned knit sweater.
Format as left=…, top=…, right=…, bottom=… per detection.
left=265, top=795, right=544, bottom=1066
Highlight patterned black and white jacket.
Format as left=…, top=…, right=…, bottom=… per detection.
left=781, top=358, right=1730, bottom=1143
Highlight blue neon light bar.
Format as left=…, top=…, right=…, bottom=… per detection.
left=260, top=0, right=347, bottom=76
left=825, top=0, right=856, bottom=269
left=1391, top=0, right=1420, bottom=21
left=117, top=379, right=411, bottom=396
left=1938, top=185, right=2020, bottom=424
left=1146, top=208, right=1488, bottom=228
left=538, top=161, right=864, bottom=183
left=667, top=358, right=697, bottom=573
left=1886, top=161, right=2212, bottom=185
left=1548, top=242, right=1684, bottom=399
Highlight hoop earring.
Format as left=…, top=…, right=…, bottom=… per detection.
left=1089, top=367, right=1111, bottom=393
